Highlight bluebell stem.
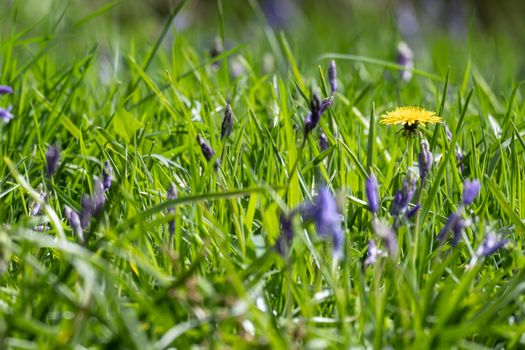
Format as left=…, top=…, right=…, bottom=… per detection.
left=221, top=104, right=233, bottom=140
left=371, top=218, right=397, bottom=257
left=167, top=183, right=177, bottom=239
left=462, top=179, right=481, bottom=205
left=0, top=85, right=13, bottom=95
left=304, top=93, right=333, bottom=136
left=364, top=240, right=384, bottom=266
left=397, top=41, right=414, bottom=82
left=0, top=106, right=14, bottom=123
left=301, top=187, right=344, bottom=259
left=80, top=194, right=94, bottom=229
left=92, top=177, right=106, bottom=216
left=319, top=132, right=329, bottom=151
left=418, top=138, right=432, bottom=181
left=328, top=60, right=337, bottom=95
left=102, top=161, right=113, bottom=191
left=365, top=173, right=380, bottom=215
left=196, top=135, right=215, bottom=161
left=64, top=206, right=84, bottom=244
left=391, top=169, right=417, bottom=217
left=45, top=145, right=60, bottom=178
left=276, top=213, right=294, bottom=256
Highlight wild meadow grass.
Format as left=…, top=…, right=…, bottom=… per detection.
left=1, top=1, right=525, bottom=349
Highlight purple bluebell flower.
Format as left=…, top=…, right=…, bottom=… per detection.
left=364, top=240, right=384, bottom=266
left=391, top=170, right=417, bottom=216
left=319, top=132, right=329, bottom=151
left=0, top=106, right=14, bottom=123
left=437, top=210, right=469, bottom=246
left=365, top=173, right=380, bottom=215
left=328, top=60, right=337, bottom=95
left=80, top=194, right=94, bottom=229
left=397, top=41, right=414, bottom=82
left=462, top=179, right=481, bottom=206
left=0, top=85, right=13, bottom=95
left=92, top=177, right=105, bottom=216
left=102, top=161, right=113, bottom=191
left=196, top=134, right=215, bottom=161
left=64, top=206, right=84, bottom=243
left=301, top=187, right=344, bottom=259
left=371, top=218, right=397, bottom=256
left=406, top=204, right=420, bottom=219
left=276, top=213, right=294, bottom=256
left=167, top=183, right=177, bottom=239
left=45, top=145, right=60, bottom=178
left=304, top=93, right=333, bottom=136
left=221, top=104, right=233, bottom=140
left=418, top=138, right=433, bottom=181
left=476, top=233, right=508, bottom=258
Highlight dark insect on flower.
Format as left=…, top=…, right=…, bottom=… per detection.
left=304, top=93, right=333, bottom=136
left=365, top=173, right=380, bottom=215
left=371, top=218, right=397, bottom=257
left=196, top=134, right=215, bottom=161
left=64, top=206, right=84, bottom=244
left=462, top=179, right=481, bottom=206
left=391, top=170, right=417, bottom=217
left=275, top=213, right=294, bottom=256
left=301, top=187, right=344, bottom=259
left=80, top=194, right=94, bottom=229
left=397, top=41, right=414, bottom=82
left=319, top=132, right=329, bottom=151
left=0, top=85, right=13, bottom=95
left=102, top=161, right=113, bottom=191
left=45, top=145, right=60, bottom=178
left=418, top=138, right=433, bottom=181
left=221, top=104, right=233, bottom=140
left=0, top=106, right=14, bottom=123
left=328, top=60, right=337, bottom=95
left=167, top=183, right=177, bottom=239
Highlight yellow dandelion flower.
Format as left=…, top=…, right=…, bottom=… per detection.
left=380, top=106, right=442, bottom=126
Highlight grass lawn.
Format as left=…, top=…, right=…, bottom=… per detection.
left=1, top=1, right=525, bottom=348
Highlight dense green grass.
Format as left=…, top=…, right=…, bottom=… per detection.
left=1, top=1, right=525, bottom=349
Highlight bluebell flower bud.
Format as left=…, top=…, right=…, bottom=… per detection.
left=328, top=60, right=337, bottom=95
left=103, top=161, right=113, bottom=191
left=304, top=93, right=333, bottom=136
left=45, top=145, right=60, bottom=178
left=371, top=218, right=397, bottom=257
left=276, top=213, right=294, bottom=256
left=196, top=135, right=215, bottom=161
left=80, top=194, right=94, bottom=229
left=64, top=206, right=84, bottom=243
left=474, top=233, right=508, bottom=259
left=92, top=177, right=105, bottom=216
left=0, top=85, right=13, bottom=95
left=418, top=138, right=432, bottom=181
left=462, top=179, right=481, bottom=206
left=397, top=41, right=414, bottom=82
left=364, top=240, right=384, bottom=266
left=391, top=170, right=417, bottom=216
left=365, top=174, right=380, bottom=214
left=167, top=183, right=177, bottom=238
left=319, top=132, right=329, bottom=151
left=0, top=106, right=14, bottom=123
left=221, top=104, right=233, bottom=140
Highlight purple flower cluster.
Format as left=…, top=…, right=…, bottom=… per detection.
left=437, top=179, right=481, bottom=246
left=0, top=85, right=14, bottom=123
left=276, top=186, right=344, bottom=260
left=167, top=183, right=177, bottom=239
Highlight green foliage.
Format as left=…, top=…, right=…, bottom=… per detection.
left=1, top=1, right=524, bottom=349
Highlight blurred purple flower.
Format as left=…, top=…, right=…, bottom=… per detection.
left=64, top=206, right=84, bottom=244
left=462, top=179, right=481, bottom=205
left=196, top=134, right=215, bottom=161
left=45, top=145, right=60, bottom=178
left=328, top=60, right=337, bottom=95
left=0, top=106, right=14, bottom=123
left=0, top=85, right=13, bottom=95
left=364, top=240, right=384, bottom=266
left=391, top=170, right=417, bottom=216
left=103, top=161, right=113, bottom=191
left=406, top=204, right=420, bottom=219
left=418, top=138, right=433, bottom=181
left=371, top=218, right=397, bottom=256
left=319, top=132, right=329, bottom=151
left=92, top=177, right=105, bottom=216
left=365, top=174, right=380, bottom=214
left=476, top=233, right=508, bottom=258
left=221, top=104, right=233, bottom=140
left=304, top=93, right=333, bottom=136
left=301, top=187, right=344, bottom=259
left=167, top=183, right=177, bottom=239
left=397, top=42, right=414, bottom=82
left=80, top=194, right=94, bottom=229
left=437, top=210, right=469, bottom=246
left=276, top=213, right=294, bottom=256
